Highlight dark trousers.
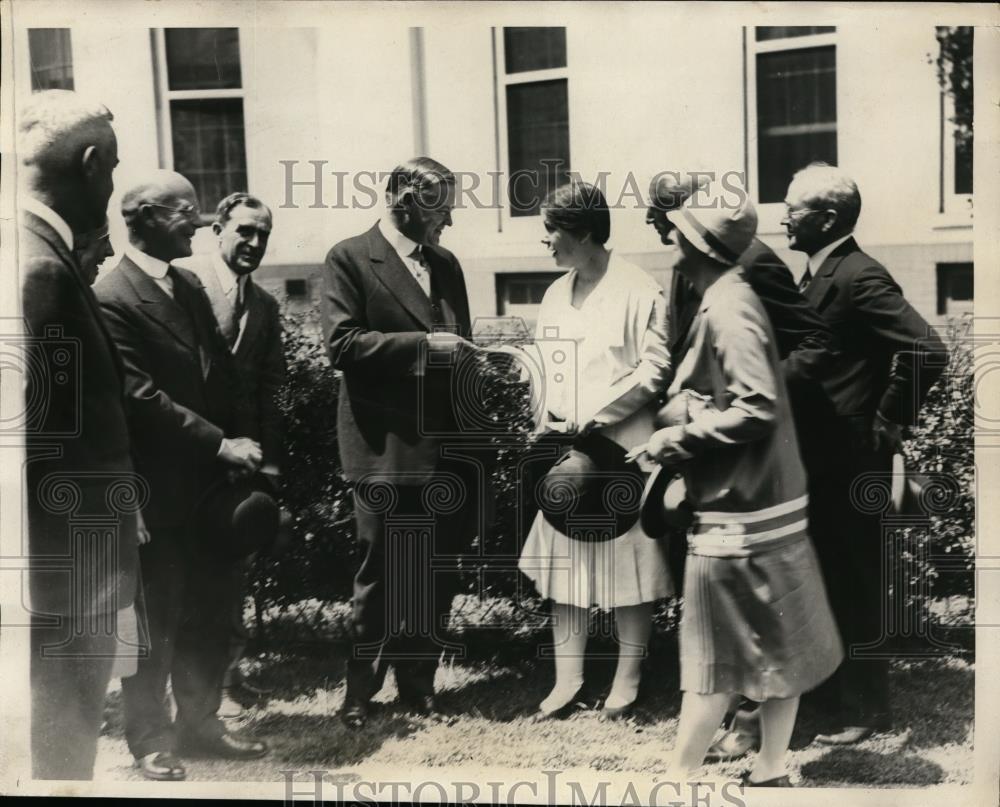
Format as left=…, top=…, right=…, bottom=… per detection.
left=222, top=556, right=253, bottom=689
left=30, top=615, right=116, bottom=779
left=808, top=442, right=893, bottom=727
left=346, top=481, right=467, bottom=702
left=121, top=528, right=232, bottom=758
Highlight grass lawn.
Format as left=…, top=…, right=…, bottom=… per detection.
left=95, top=635, right=973, bottom=788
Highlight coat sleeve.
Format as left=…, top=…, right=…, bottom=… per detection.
left=98, top=296, right=225, bottom=464
left=744, top=257, right=836, bottom=386
left=851, top=264, right=948, bottom=425
left=676, top=298, right=778, bottom=454
left=322, top=245, right=428, bottom=377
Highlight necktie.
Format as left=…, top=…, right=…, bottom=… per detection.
left=229, top=280, right=246, bottom=349
left=798, top=267, right=813, bottom=293
left=408, top=246, right=431, bottom=297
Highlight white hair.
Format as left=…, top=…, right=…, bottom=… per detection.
left=788, top=162, right=862, bottom=231
left=16, top=90, right=113, bottom=173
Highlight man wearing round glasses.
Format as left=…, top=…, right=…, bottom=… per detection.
left=781, top=162, right=948, bottom=746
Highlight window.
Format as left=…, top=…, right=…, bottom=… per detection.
left=497, top=27, right=570, bottom=217
left=157, top=28, right=248, bottom=213
left=751, top=27, right=837, bottom=204
left=936, top=263, right=973, bottom=316
left=496, top=272, right=561, bottom=325
left=28, top=29, right=73, bottom=91
left=285, top=278, right=308, bottom=298
left=937, top=27, right=973, bottom=205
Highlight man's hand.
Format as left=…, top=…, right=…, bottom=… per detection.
left=136, top=509, right=151, bottom=546
left=427, top=332, right=478, bottom=353
left=219, top=436, right=262, bottom=472
left=872, top=412, right=903, bottom=454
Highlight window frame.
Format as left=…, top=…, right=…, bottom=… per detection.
left=746, top=28, right=838, bottom=235
left=940, top=89, right=973, bottom=219
left=26, top=28, right=75, bottom=93
left=493, top=26, right=571, bottom=227
left=152, top=27, right=254, bottom=218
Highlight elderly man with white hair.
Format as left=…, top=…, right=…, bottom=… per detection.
left=17, top=89, right=138, bottom=780
left=782, top=162, right=948, bottom=745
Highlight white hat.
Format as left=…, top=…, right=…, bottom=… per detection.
left=666, top=182, right=757, bottom=265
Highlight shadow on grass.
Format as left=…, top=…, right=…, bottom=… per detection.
left=890, top=658, right=973, bottom=748
left=801, top=748, right=944, bottom=786
left=249, top=707, right=421, bottom=766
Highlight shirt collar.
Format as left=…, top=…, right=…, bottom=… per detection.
left=20, top=196, right=74, bottom=251
left=126, top=245, right=170, bottom=280
left=807, top=233, right=853, bottom=276
left=378, top=216, right=420, bottom=262
left=211, top=250, right=244, bottom=297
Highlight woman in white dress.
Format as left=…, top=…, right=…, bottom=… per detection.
left=517, top=182, right=674, bottom=720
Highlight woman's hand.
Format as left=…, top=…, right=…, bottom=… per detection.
left=626, top=426, right=688, bottom=465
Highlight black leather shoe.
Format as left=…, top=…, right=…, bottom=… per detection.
left=134, top=751, right=186, bottom=781
left=740, top=771, right=791, bottom=787
left=399, top=694, right=437, bottom=717
left=340, top=697, right=369, bottom=729
left=532, top=687, right=589, bottom=722
left=180, top=732, right=268, bottom=760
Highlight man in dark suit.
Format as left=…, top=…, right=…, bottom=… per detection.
left=782, top=162, right=947, bottom=744
left=17, top=90, right=137, bottom=781
left=95, top=170, right=269, bottom=780
left=180, top=192, right=285, bottom=716
left=323, top=157, right=481, bottom=728
left=646, top=171, right=838, bottom=760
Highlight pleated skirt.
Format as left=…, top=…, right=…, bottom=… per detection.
left=679, top=534, right=843, bottom=700
left=518, top=511, right=674, bottom=609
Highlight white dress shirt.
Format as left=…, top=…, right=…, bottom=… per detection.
left=126, top=246, right=174, bottom=298
left=378, top=217, right=431, bottom=297
left=801, top=233, right=854, bottom=284
left=211, top=251, right=249, bottom=350
left=20, top=196, right=74, bottom=251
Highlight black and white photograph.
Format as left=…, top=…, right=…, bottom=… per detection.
left=1, top=1, right=998, bottom=804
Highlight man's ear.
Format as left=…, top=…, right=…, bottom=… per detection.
left=821, top=209, right=838, bottom=233
left=80, top=145, right=101, bottom=181
left=211, top=221, right=223, bottom=237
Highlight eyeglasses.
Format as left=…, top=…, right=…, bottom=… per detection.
left=781, top=207, right=823, bottom=224
left=145, top=202, right=201, bottom=222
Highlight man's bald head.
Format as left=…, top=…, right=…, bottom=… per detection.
left=120, top=170, right=202, bottom=262
left=17, top=90, right=118, bottom=230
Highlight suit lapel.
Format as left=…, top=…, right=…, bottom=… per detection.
left=236, top=280, right=265, bottom=357
left=120, top=258, right=200, bottom=355
left=669, top=272, right=699, bottom=355
left=804, top=237, right=857, bottom=309
left=21, top=212, right=128, bottom=382
left=367, top=225, right=434, bottom=330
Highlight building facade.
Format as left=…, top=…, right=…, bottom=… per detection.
left=12, top=8, right=976, bottom=329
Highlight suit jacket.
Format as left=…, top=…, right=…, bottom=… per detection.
left=95, top=256, right=252, bottom=530
left=322, top=222, right=472, bottom=483
left=802, top=237, right=947, bottom=435
left=19, top=210, right=138, bottom=616
left=183, top=253, right=286, bottom=467
left=669, top=237, right=838, bottom=475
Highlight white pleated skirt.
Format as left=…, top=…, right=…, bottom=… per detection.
left=518, top=511, right=675, bottom=609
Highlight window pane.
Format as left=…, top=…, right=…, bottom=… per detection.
left=756, top=26, right=835, bottom=41
left=170, top=98, right=247, bottom=212
left=28, top=29, right=74, bottom=91
left=955, top=134, right=973, bottom=195
left=165, top=28, right=241, bottom=90
left=504, top=27, right=567, bottom=73
left=506, top=79, right=571, bottom=217
left=756, top=46, right=837, bottom=203
left=936, top=262, right=973, bottom=315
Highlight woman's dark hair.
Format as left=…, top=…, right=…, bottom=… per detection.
left=541, top=181, right=611, bottom=245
